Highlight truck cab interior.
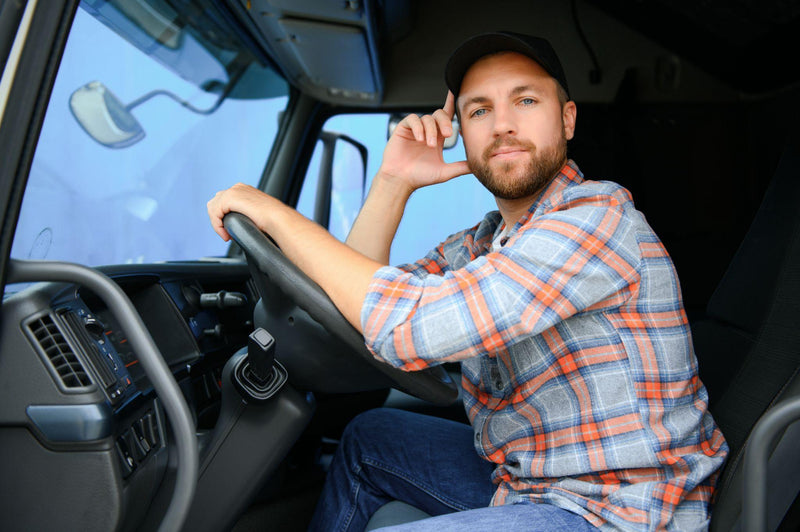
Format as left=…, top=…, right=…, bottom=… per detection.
left=0, top=1, right=798, bottom=530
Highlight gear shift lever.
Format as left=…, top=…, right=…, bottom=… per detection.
left=230, top=327, right=287, bottom=403
left=248, top=328, right=275, bottom=383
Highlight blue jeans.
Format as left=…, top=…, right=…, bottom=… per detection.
left=308, top=408, right=598, bottom=532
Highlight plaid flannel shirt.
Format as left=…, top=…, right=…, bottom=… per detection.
left=361, top=161, right=728, bottom=531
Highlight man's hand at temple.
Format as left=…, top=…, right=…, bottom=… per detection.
left=377, top=91, right=469, bottom=191
left=346, top=92, right=470, bottom=263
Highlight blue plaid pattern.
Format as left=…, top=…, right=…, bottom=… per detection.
left=361, top=161, right=728, bottom=530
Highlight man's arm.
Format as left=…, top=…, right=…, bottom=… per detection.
left=344, top=174, right=413, bottom=264
left=345, top=92, right=469, bottom=263
left=363, top=202, right=641, bottom=370
left=207, top=184, right=381, bottom=332
left=208, top=92, right=468, bottom=331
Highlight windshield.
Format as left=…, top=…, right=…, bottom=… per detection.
left=10, top=2, right=288, bottom=268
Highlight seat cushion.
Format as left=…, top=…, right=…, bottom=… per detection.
left=365, top=501, right=431, bottom=530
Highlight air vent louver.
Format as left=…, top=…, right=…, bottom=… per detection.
left=28, top=314, right=92, bottom=389
left=62, top=311, right=117, bottom=390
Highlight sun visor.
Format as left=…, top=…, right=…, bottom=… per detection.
left=232, top=0, right=384, bottom=105
left=278, top=19, right=378, bottom=100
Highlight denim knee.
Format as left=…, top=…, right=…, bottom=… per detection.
left=339, top=407, right=399, bottom=459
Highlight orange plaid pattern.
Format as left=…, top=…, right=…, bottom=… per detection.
left=362, top=161, right=728, bottom=530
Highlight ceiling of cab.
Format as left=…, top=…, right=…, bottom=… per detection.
left=216, top=0, right=799, bottom=107
left=587, top=0, right=800, bottom=95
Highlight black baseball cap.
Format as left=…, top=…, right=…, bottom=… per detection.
left=445, top=31, right=570, bottom=100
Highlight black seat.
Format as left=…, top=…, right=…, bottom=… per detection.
left=365, top=139, right=800, bottom=530
left=694, top=137, right=800, bottom=531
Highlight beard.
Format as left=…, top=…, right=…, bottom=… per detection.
left=468, top=130, right=568, bottom=200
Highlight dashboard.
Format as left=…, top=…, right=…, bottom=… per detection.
left=0, top=262, right=256, bottom=531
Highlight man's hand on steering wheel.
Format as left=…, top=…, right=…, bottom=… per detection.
left=207, top=183, right=380, bottom=332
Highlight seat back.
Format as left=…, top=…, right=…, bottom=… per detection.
left=691, top=138, right=800, bottom=530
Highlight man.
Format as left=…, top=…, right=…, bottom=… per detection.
left=208, top=32, right=728, bottom=531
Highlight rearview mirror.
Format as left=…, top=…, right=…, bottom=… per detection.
left=69, top=81, right=145, bottom=149
left=387, top=113, right=460, bottom=150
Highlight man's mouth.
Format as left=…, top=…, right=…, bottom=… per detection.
left=490, top=147, right=529, bottom=160
left=480, top=138, right=536, bottom=165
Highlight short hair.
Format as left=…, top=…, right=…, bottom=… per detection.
left=555, top=82, right=569, bottom=106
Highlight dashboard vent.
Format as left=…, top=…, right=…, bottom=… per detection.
left=62, top=310, right=117, bottom=390
left=28, top=314, right=92, bottom=389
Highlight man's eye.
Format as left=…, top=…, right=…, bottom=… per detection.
left=520, top=98, right=535, bottom=105
left=471, top=108, right=487, bottom=118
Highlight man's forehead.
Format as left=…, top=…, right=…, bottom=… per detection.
left=456, top=53, right=555, bottom=106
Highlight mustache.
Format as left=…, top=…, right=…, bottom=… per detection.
left=482, top=137, right=536, bottom=161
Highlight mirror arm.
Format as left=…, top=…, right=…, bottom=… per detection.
left=125, top=66, right=246, bottom=116
left=125, top=89, right=221, bottom=116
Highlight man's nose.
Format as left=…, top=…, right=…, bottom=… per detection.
left=492, top=105, right=517, bottom=136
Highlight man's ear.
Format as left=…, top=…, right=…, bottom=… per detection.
left=562, top=101, right=577, bottom=140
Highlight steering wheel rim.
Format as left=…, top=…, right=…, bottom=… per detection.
left=223, top=212, right=459, bottom=406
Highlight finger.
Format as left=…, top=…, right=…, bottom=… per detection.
left=440, top=160, right=471, bottom=181
left=207, top=194, right=232, bottom=241
left=402, top=113, right=424, bottom=142
left=420, top=114, right=438, bottom=147
left=208, top=209, right=231, bottom=241
left=432, top=108, right=453, bottom=137
left=443, top=91, right=456, bottom=119
left=213, top=223, right=231, bottom=242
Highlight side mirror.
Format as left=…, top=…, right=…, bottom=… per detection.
left=387, top=113, right=460, bottom=150
left=313, top=131, right=368, bottom=239
left=69, top=81, right=145, bottom=149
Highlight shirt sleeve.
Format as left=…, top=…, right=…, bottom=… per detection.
left=395, top=242, right=450, bottom=277
left=361, top=199, right=642, bottom=371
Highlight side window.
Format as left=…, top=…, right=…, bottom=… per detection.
left=297, top=113, right=496, bottom=265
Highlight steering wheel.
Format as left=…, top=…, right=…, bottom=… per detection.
left=223, top=212, right=459, bottom=406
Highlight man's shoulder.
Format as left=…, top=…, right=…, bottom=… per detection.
left=558, top=178, right=634, bottom=208
left=525, top=177, right=645, bottom=242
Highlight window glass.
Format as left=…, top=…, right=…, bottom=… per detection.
left=297, top=114, right=496, bottom=265
left=329, top=137, right=366, bottom=241
left=11, top=5, right=288, bottom=267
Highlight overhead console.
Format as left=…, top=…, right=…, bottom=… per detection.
left=230, top=0, right=387, bottom=105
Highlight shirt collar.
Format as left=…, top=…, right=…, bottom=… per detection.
left=512, top=159, right=583, bottom=231
left=473, top=160, right=583, bottom=254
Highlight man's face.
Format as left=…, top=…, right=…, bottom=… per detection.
left=457, top=52, right=576, bottom=200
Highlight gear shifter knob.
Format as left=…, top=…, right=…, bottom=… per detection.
left=248, top=328, right=275, bottom=383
